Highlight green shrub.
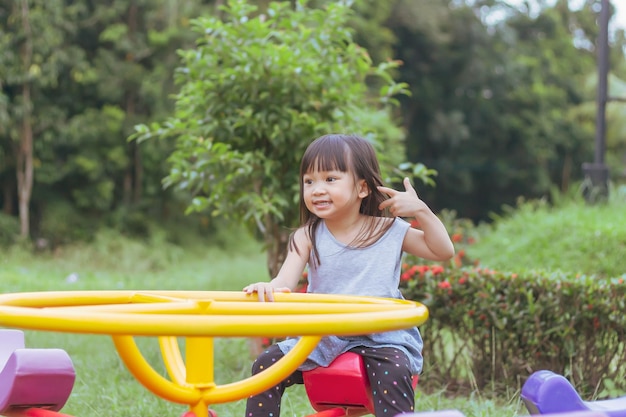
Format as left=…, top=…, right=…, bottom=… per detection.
left=402, top=195, right=626, bottom=396
left=401, top=264, right=626, bottom=397
left=37, top=200, right=96, bottom=247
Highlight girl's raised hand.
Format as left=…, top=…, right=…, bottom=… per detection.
left=377, top=177, right=427, bottom=218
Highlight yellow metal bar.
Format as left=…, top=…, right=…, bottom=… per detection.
left=0, top=305, right=427, bottom=337
left=202, top=335, right=321, bottom=404
left=159, top=336, right=186, bottom=385
left=115, top=334, right=320, bottom=407
left=112, top=335, right=200, bottom=404
left=185, top=337, right=215, bottom=417
left=185, top=337, right=215, bottom=388
left=0, top=290, right=408, bottom=307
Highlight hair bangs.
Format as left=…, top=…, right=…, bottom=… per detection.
left=300, top=135, right=351, bottom=175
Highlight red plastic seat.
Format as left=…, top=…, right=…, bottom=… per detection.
left=303, top=352, right=418, bottom=417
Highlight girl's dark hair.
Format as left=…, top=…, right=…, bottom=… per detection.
left=290, top=134, right=394, bottom=265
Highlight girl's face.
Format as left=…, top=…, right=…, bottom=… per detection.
left=302, top=168, right=369, bottom=220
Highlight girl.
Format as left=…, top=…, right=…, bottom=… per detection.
left=243, top=133, right=455, bottom=417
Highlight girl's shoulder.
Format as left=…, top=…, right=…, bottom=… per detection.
left=292, top=225, right=314, bottom=245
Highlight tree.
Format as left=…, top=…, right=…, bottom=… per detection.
left=38, top=0, right=214, bottom=216
left=388, top=0, right=599, bottom=220
left=133, top=0, right=411, bottom=276
left=0, top=0, right=84, bottom=238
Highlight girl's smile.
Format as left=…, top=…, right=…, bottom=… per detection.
left=302, top=170, right=366, bottom=219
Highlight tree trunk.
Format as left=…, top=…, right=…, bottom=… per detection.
left=16, top=0, right=34, bottom=239
left=266, top=220, right=290, bottom=277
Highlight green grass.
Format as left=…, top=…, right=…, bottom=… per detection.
left=0, top=229, right=524, bottom=417
left=467, top=186, right=626, bottom=277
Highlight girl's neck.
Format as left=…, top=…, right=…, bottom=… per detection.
left=324, top=213, right=368, bottom=245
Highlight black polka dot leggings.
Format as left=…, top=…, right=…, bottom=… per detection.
left=244, top=344, right=415, bottom=417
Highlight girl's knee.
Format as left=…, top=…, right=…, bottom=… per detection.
left=251, top=344, right=284, bottom=375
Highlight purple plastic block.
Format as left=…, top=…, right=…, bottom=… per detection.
left=522, top=370, right=626, bottom=417
left=0, top=329, right=76, bottom=415
left=396, top=410, right=465, bottom=417
left=0, top=329, right=26, bottom=367
left=541, top=411, right=610, bottom=417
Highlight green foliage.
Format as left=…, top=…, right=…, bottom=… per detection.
left=132, top=0, right=412, bottom=274
left=389, top=1, right=602, bottom=220
left=466, top=185, right=626, bottom=278
left=397, top=190, right=626, bottom=395
left=135, top=0, right=408, bottom=223
left=37, top=200, right=97, bottom=246
left=0, top=212, right=20, bottom=247
left=400, top=264, right=626, bottom=396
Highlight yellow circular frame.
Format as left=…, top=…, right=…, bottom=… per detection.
left=0, top=290, right=428, bottom=417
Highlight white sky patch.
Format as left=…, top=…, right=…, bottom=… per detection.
left=501, top=0, right=625, bottom=31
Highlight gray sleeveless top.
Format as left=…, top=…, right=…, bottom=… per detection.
left=277, top=217, right=424, bottom=374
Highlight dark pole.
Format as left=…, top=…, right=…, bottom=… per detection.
left=582, top=0, right=610, bottom=202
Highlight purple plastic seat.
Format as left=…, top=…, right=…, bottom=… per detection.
left=397, top=411, right=466, bottom=417
left=398, top=410, right=609, bottom=417
left=0, top=329, right=26, bottom=365
left=522, top=370, right=626, bottom=417
left=0, top=330, right=76, bottom=414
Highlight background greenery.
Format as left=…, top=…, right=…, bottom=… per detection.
left=2, top=0, right=626, bottom=246
left=2, top=0, right=626, bottom=415
left=3, top=187, right=624, bottom=416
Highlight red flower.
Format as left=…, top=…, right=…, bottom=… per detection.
left=410, top=219, right=421, bottom=229
left=418, top=265, right=430, bottom=273
left=437, top=281, right=451, bottom=289
left=401, top=272, right=411, bottom=282
left=431, top=265, right=444, bottom=275
left=458, top=277, right=467, bottom=284
left=451, top=233, right=463, bottom=243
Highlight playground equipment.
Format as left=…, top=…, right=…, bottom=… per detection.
left=0, top=329, right=75, bottom=417
left=402, top=412, right=610, bottom=417
left=521, top=370, right=626, bottom=417
left=0, top=290, right=428, bottom=417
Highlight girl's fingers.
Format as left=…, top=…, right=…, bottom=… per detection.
left=377, top=186, right=396, bottom=197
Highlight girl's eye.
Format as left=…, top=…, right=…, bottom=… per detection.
left=303, top=179, right=313, bottom=185
left=326, top=177, right=336, bottom=183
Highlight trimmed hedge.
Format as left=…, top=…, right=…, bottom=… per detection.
left=400, top=262, right=626, bottom=397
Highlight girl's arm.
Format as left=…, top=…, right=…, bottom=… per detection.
left=378, top=177, right=455, bottom=262
left=243, top=227, right=311, bottom=301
